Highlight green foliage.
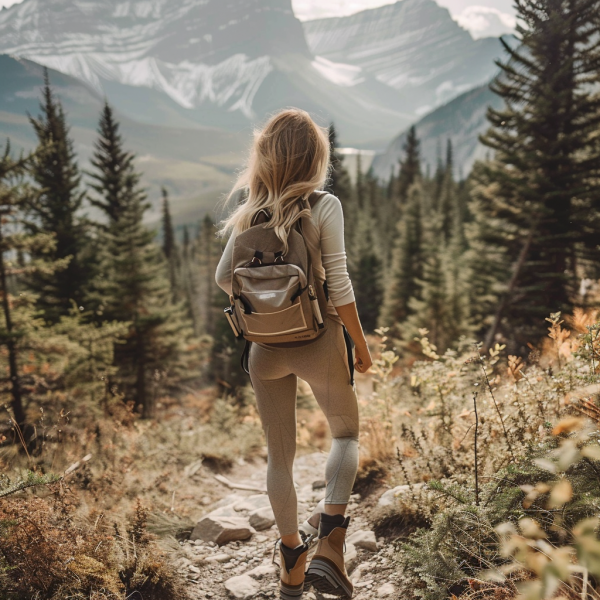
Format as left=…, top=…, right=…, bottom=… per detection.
left=474, top=0, right=600, bottom=341
left=26, top=70, right=93, bottom=323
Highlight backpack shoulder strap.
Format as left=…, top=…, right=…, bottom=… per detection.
left=251, top=208, right=271, bottom=226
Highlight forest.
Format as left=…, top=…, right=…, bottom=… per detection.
left=2, top=0, right=600, bottom=598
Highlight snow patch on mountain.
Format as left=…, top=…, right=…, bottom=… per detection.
left=311, top=56, right=363, bottom=87
left=26, top=52, right=273, bottom=117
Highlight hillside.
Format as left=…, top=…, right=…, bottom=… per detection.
left=0, top=54, right=247, bottom=225
left=370, top=82, right=504, bottom=180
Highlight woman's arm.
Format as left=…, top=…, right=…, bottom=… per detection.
left=215, top=232, right=236, bottom=295
left=334, top=301, right=373, bottom=373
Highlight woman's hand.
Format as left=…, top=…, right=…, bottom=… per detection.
left=354, top=341, right=372, bottom=374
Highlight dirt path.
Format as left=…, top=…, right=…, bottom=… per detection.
left=171, top=447, right=402, bottom=600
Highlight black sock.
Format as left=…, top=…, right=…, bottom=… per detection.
left=280, top=541, right=307, bottom=572
left=318, top=513, right=350, bottom=538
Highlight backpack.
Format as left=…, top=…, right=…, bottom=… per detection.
left=223, top=191, right=330, bottom=350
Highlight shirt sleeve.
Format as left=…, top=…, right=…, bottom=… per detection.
left=317, top=194, right=355, bottom=307
left=215, top=232, right=236, bottom=296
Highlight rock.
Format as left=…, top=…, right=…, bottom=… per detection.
left=377, top=483, right=424, bottom=507
left=190, top=516, right=254, bottom=545
left=344, top=542, right=359, bottom=573
left=246, top=563, right=277, bottom=579
left=249, top=506, right=276, bottom=531
left=204, top=553, right=232, bottom=563
left=312, top=479, right=326, bottom=490
left=347, top=530, right=378, bottom=552
left=224, top=574, right=259, bottom=599
left=378, top=582, right=396, bottom=597
left=234, top=494, right=271, bottom=513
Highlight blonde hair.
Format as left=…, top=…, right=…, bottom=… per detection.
left=219, top=108, right=331, bottom=252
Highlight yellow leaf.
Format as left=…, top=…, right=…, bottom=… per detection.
left=552, top=416, right=585, bottom=435
left=548, top=479, right=572, bottom=508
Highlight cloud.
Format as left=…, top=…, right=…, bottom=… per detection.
left=0, top=0, right=25, bottom=8
left=455, top=5, right=516, bottom=38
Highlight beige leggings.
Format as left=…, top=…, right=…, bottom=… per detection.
left=249, top=319, right=360, bottom=536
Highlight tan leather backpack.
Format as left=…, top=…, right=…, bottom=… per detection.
left=223, top=191, right=329, bottom=347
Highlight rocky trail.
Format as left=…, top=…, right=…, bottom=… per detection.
left=173, top=451, right=402, bottom=600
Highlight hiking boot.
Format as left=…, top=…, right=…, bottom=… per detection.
left=277, top=540, right=309, bottom=600
left=304, top=513, right=353, bottom=598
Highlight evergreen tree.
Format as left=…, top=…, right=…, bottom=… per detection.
left=476, top=0, right=600, bottom=340
left=88, top=102, right=137, bottom=225
left=161, top=187, right=180, bottom=299
left=395, top=126, right=421, bottom=207
left=350, top=209, right=383, bottom=332
left=379, top=181, right=425, bottom=328
left=26, top=70, right=91, bottom=322
left=88, top=110, right=197, bottom=417
left=325, top=124, right=356, bottom=245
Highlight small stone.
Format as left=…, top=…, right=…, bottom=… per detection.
left=249, top=506, right=276, bottom=531
left=188, top=565, right=201, bottom=573
left=224, top=574, right=259, bottom=599
left=345, top=542, right=359, bottom=573
left=204, top=553, right=232, bottom=563
left=312, top=479, right=326, bottom=490
left=190, top=516, right=254, bottom=545
left=377, top=483, right=424, bottom=507
left=378, top=582, right=395, bottom=597
left=247, top=563, right=277, bottom=578
left=347, top=530, right=378, bottom=552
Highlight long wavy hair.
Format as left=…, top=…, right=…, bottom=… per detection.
left=219, top=108, right=331, bottom=252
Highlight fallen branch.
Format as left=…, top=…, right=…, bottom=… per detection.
left=213, top=474, right=266, bottom=493
left=64, top=454, right=92, bottom=476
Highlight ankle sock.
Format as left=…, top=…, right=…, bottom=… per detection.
left=318, top=513, right=350, bottom=538
left=280, top=541, right=307, bottom=572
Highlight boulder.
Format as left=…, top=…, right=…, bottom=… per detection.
left=224, top=574, right=259, bottom=599
left=249, top=506, right=276, bottom=531
left=347, top=530, right=378, bottom=552
left=190, top=516, right=254, bottom=545
left=378, top=582, right=396, bottom=597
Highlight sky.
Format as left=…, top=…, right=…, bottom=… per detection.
left=0, top=0, right=517, bottom=38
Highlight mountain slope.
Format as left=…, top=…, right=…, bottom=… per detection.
left=0, top=54, right=247, bottom=224
left=370, top=82, right=504, bottom=180
left=0, top=0, right=415, bottom=145
left=303, top=0, right=503, bottom=116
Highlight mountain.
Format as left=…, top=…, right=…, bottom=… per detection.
left=370, top=82, right=504, bottom=181
left=302, top=0, right=503, bottom=117
left=0, top=0, right=416, bottom=145
left=0, top=54, right=248, bottom=225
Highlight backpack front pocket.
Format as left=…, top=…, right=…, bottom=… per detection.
left=239, top=301, right=309, bottom=337
left=234, top=264, right=307, bottom=314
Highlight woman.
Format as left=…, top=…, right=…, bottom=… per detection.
left=215, top=108, right=372, bottom=600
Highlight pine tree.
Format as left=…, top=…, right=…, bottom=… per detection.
left=0, top=143, right=66, bottom=442
left=88, top=102, right=137, bottom=225
left=396, top=126, right=421, bottom=207
left=379, top=181, right=425, bottom=328
left=26, top=70, right=91, bottom=322
left=350, top=209, right=383, bottom=332
left=88, top=110, right=197, bottom=417
left=161, top=187, right=180, bottom=299
left=476, top=0, right=600, bottom=340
